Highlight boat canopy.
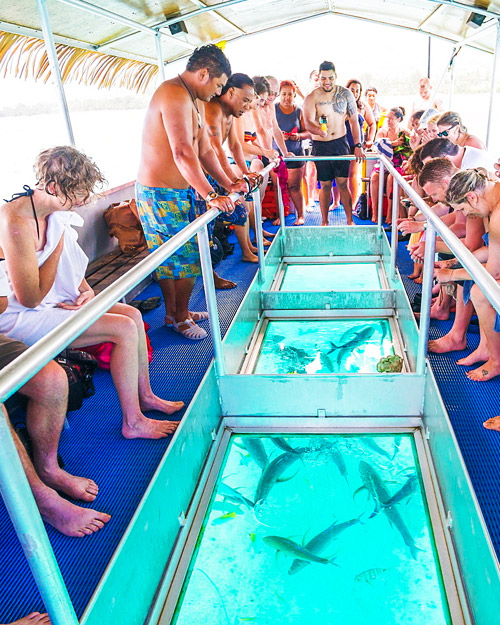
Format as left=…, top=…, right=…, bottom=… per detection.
left=1, top=0, right=500, bottom=91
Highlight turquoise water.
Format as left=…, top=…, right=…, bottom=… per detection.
left=280, top=263, right=381, bottom=291
left=254, top=319, right=395, bottom=374
left=172, top=434, right=452, bottom=625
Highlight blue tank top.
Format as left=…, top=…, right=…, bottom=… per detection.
left=274, top=103, right=304, bottom=156
left=345, top=113, right=365, bottom=147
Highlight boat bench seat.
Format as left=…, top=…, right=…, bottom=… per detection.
left=85, top=246, right=152, bottom=302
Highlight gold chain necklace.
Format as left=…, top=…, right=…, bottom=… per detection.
left=178, top=74, right=202, bottom=129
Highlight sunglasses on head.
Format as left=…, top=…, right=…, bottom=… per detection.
left=437, top=123, right=458, bottom=138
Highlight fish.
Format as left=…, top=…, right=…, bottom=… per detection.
left=271, top=437, right=298, bottom=454
left=384, top=474, right=418, bottom=507
left=358, top=461, right=420, bottom=560
left=289, top=517, right=358, bottom=575
left=212, top=511, right=237, bottom=525
left=320, top=351, right=335, bottom=373
left=254, top=450, right=303, bottom=503
left=263, top=536, right=333, bottom=565
left=242, top=438, right=268, bottom=470
left=219, top=482, right=254, bottom=509
left=327, top=326, right=375, bottom=353
left=361, top=437, right=393, bottom=461
left=354, top=567, right=389, bottom=584
left=391, top=435, right=403, bottom=459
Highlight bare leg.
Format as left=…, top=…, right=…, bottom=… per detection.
left=428, top=287, right=473, bottom=353
left=430, top=287, right=453, bottom=321
left=408, top=263, right=423, bottom=280
left=335, top=177, right=353, bottom=225
left=3, top=407, right=110, bottom=537
left=318, top=180, right=333, bottom=226
left=2, top=612, right=51, bottom=624
left=234, top=223, right=258, bottom=262
left=20, top=361, right=98, bottom=502
left=348, top=160, right=361, bottom=207
left=305, top=161, right=318, bottom=210
left=213, top=270, right=236, bottom=290
left=157, top=277, right=195, bottom=325
left=70, top=306, right=183, bottom=439
left=465, top=285, right=500, bottom=381
left=288, top=167, right=305, bottom=225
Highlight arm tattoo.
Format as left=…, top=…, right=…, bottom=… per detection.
left=345, top=89, right=357, bottom=117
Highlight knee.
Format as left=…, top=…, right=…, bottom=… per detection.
left=26, top=360, right=68, bottom=400
left=336, top=179, right=348, bottom=190
left=320, top=181, right=332, bottom=191
left=288, top=181, right=301, bottom=193
left=122, top=304, right=143, bottom=327
left=470, top=284, right=487, bottom=307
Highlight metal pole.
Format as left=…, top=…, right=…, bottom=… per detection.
left=276, top=180, right=286, bottom=241
left=197, top=227, right=225, bottom=376
left=377, top=160, right=384, bottom=238
left=417, top=223, right=437, bottom=374
left=486, top=20, right=500, bottom=149
left=389, top=176, right=399, bottom=279
left=36, top=0, right=75, bottom=145
left=0, top=411, right=79, bottom=625
left=449, top=47, right=455, bottom=110
left=427, top=36, right=432, bottom=78
left=155, top=32, right=166, bottom=83
left=252, top=189, right=266, bottom=284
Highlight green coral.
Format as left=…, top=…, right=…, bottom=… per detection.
left=376, top=354, right=404, bottom=373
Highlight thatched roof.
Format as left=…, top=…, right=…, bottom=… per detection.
left=1, top=0, right=499, bottom=91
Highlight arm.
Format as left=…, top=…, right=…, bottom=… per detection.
left=205, top=105, right=240, bottom=184
left=347, top=96, right=364, bottom=163
left=58, top=278, right=95, bottom=310
left=233, top=115, right=278, bottom=159
left=0, top=212, right=63, bottom=308
left=271, top=112, right=290, bottom=156
left=286, top=109, right=312, bottom=143
left=486, top=212, right=500, bottom=280
left=362, top=101, right=376, bottom=148
left=198, top=127, right=244, bottom=193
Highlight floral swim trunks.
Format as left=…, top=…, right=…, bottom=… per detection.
left=135, top=183, right=201, bottom=280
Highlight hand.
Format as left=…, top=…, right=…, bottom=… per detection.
left=354, top=146, right=365, bottom=163
left=286, top=151, right=295, bottom=158
left=263, top=149, right=279, bottom=160
left=408, top=241, right=425, bottom=262
left=434, top=268, right=455, bottom=283
left=434, top=258, right=457, bottom=270
left=288, top=133, right=300, bottom=142
left=318, top=129, right=328, bottom=139
left=364, top=141, right=373, bottom=150
left=245, top=172, right=262, bottom=191
left=209, top=195, right=235, bottom=214
left=398, top=220, right=425, bottom=235
left=495, top=158, right=500, bottom=179
left=229, top=179, right=248, bottom=194
left=57, top=287, right=95, bottom=310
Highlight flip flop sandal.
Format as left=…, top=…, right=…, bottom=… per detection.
left=172, top=318, right=207, bottom=340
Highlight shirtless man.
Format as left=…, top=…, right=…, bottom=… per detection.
left=304, top=61, right=364, bottom=226
left=204, top=73, right=262, bottom=263
left=136, top=45, right=243, bottom=340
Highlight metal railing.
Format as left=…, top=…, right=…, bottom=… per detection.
left=0, top=160, right=278, bottom=625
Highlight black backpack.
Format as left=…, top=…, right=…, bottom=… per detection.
left=355, top=192, right=369, bottom=220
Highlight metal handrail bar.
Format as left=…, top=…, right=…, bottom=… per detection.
left=0, top=159, right=278, bottom=404
left=379, top=154, right=500, bottom=318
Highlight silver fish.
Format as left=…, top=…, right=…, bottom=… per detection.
left=328, top=325, right=375, bottom=352
left=384, top=474, right=418, bottom=507
left=289, top=517, right=357, bottom=575
left=271, top=437, right=298, bottom=454
left=242, top=438, right=268, bottom=470
left=358, top=461, right=420, bottom=560
left=254, top=451, right=303, bottom=503
left=361, top=437, right=393, bottom=461
left=219, top=482, right=254, bottom=509
left=264, top=536, right=332, bottom=565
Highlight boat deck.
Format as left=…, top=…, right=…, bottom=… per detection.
left=0, top=206, right=499, bottom=623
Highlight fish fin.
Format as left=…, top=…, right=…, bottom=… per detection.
left=352, top=485, right=367, bottom=499
left=327, top=341, right=338, bottom=354
left=276, top=466, right=301, bottom=483
left=252, top=500, right=272, bottom=527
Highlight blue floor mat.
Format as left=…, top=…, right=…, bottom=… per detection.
left=1, top=209, right=500, bottom=621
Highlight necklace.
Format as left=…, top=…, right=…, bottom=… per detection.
left=178, top=74, right=202, bottom=129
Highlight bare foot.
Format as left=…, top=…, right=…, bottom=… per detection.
left=466, top=359, right=500, bottom=382
left=430, top=305, right=450, bottom=321
left=262, top=239, right=271, bottom=247
left=321, top=222, right=329, bottom=227
left=250, top=244, right=258, bottom=253
left=413, top=275, right=423, bottom=285
left=428, top=334, right=467, bottom=353
left=36, top=489, right=110, bottom=537
left=408, top=273, right=420, bottom=280
left=457, top=345, right=490, bottom=366
left=241, top=253, right=259, bottom=263
left=293, top=217, right=305, bottom=226
left=306, top=204, right=316, bottom=212
left=37, top=468, right=98, bottom=503
left=122, top=415, right=180, bottom=439
left=3, top=612, right=52, bottom=624
left=483, top=416, right=500, bottom=431
left=273, top=218, right=281, bottom=226
left=213, top=274, right=237, bottom=289
left=347, top=221, right=354, bottom=226
left=263, top=230, right=275, bottom=238
left=140, top=395, right=184, bottom=415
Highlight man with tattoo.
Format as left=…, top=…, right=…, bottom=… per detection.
left=204, top=73, right=262, bottom=263
left=303, top=61, right=364, bottom=226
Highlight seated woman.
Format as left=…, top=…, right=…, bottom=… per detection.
left=275, top=80, right=311, bottom=225
left=0, top=146, right=183, bottom=440
left=436, top=111, right=486, bottom=150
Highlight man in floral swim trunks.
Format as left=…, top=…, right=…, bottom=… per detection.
left=136, top=45, right=245, bottom=340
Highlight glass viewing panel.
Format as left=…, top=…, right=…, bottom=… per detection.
left=280, top=263, right=381, bottom=292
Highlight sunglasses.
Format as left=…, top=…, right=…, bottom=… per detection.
left=437, top=123, right=458, bottom=138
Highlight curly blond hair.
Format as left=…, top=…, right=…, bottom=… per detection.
left=34, top=146, right=106, bottom=205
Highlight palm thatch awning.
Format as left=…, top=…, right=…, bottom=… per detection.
left=1, top=0, right=500, bottom=92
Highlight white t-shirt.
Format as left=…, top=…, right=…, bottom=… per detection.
left=461, top=146, right=491, bottom=170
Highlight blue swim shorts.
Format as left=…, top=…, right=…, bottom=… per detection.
left=135, top=183, right=201, bottom=280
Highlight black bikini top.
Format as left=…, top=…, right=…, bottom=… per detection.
left=4, top=185, right=40, bottom=240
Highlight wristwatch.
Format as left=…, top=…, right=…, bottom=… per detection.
left=205, top=191, right=219, bottom=202
left=353, top=143, right=363, bottom=149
